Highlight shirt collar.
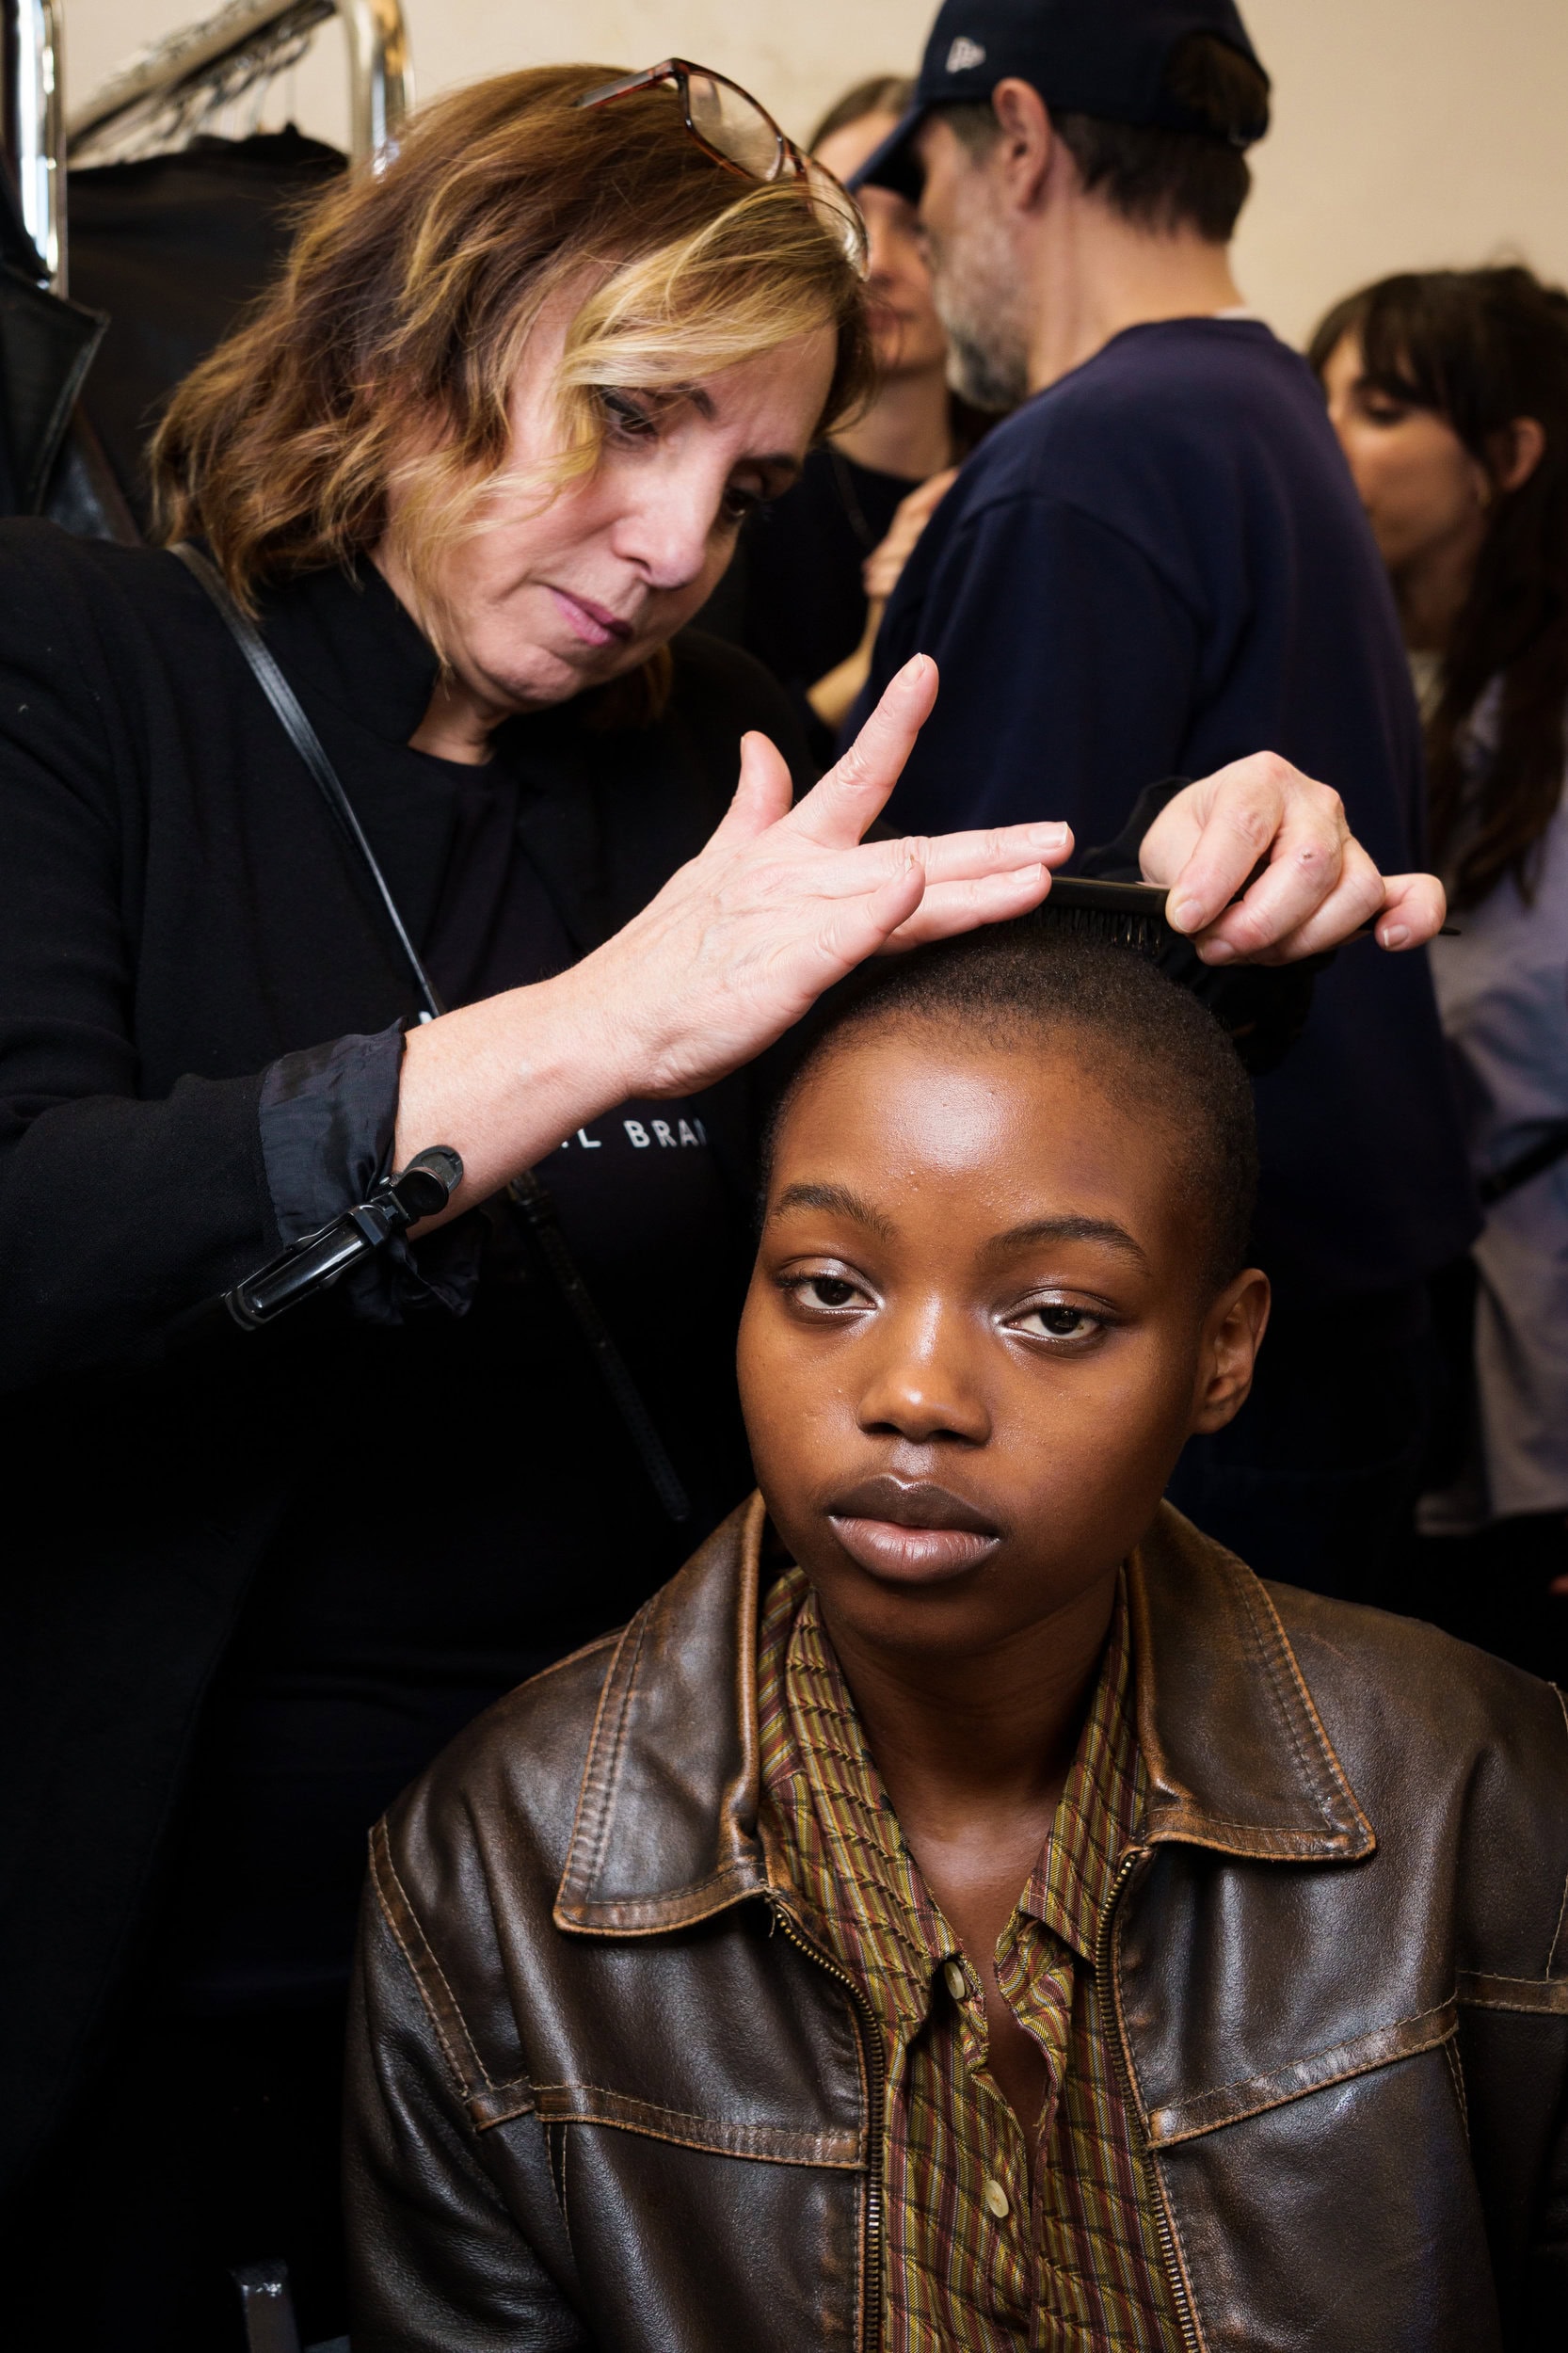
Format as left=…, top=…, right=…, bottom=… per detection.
left=759, top=1567, right=1144, bottom=2030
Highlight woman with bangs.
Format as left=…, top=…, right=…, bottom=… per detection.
left=1313, top=267, right=1568, bottom=1678
left=0, top=60, right=1443, bottom=2346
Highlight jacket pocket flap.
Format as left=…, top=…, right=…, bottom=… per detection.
left=1146, top=2001, right=1458, bottom=2147
left=522, top=2082, right=864, bottom=2168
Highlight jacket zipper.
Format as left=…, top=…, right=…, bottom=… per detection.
left=1094, top=1847, right=1205, bottom=2353
left=769, top=1894, right=887, bottom=2353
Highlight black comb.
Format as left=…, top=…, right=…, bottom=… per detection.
left=1037, top=877, right=1174, bottom=954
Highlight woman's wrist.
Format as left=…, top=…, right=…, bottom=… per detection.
left=393, top=963, right=639, bottom=1212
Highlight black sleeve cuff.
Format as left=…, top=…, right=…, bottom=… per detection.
left=258, top=1022, right=482, bottom=1321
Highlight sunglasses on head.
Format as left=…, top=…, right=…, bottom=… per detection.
left=576, top=59, right=869, bottom=276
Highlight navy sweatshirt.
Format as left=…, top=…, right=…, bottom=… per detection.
left=860, top=317, right=1477, bottom=1300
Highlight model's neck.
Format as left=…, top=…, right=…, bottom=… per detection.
left=1024, top=203, right=1244, bottom=394
left=832, top=360, right=954, bottom=481
left=817, top=1567, right=1118, bottom=1829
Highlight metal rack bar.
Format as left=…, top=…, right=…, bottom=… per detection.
left=65, top=0, right=412, bottom=168
left=5, top=0, right=65, bottom=287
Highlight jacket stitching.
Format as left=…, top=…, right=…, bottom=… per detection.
left=1147, top=2004, right=1456, bottom=2146
left=532, top=2112, right=861, bottom=2168
left=562, top=1608, right=651, bottom=1907
left=1549, top=1686, right=1568, bottom=1974
left=370, top=1819, right=491, bottom=2100
left=1233, top=1570, right=1364, bottom=1840
left=1443, top=2038, right=1469, bottom=2144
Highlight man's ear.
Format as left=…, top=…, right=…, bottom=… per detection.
left=989, top=78, right=1056, bottom=209
left=1189, top=1268, right=1271, bottom=1436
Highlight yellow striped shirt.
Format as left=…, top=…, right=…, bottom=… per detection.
left=757, top=1568, right=1183, bottom=2350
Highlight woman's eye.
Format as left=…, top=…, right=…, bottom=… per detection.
left=1011, top=1303, right=1103, bottom=1344
left=721, top=483, right=765, bottom=526
left=598, top=389, right=658, bottom=441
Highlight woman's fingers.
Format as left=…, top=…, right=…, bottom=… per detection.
left=1152, top=755, right=1350, bottom=943
left=787, top=653, right=939, bottom=845
left=1372, top=872, right=1448, bottom=950
left=704, top=728, right=797, bottom=849
left=882, top=863, right=1052, bottom=950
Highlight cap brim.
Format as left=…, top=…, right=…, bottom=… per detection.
left=848, top=103, right=929, bottom=201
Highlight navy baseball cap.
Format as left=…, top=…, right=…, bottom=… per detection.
left=856, top=0, right=1269, bottom=200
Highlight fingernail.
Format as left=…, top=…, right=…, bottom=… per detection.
left=1380, top=922, right=1410, bottom=949
left=1168, top=895, right=1200, bottom=931
left=1202, top=938, right=1236, bottom=965
left=1031, top=823, right=1070, bottom=842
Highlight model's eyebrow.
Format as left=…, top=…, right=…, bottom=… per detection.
left=769, top=1180, right=896, bottom=1240
left=984, top=1213, right=1151, bottom=1271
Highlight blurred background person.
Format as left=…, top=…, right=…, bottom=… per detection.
left=699, top=74, right=991, bottom=756
left=1314, top=265, right=1568, bottom=1676
left=845, top=0, right=1479, bottom=1607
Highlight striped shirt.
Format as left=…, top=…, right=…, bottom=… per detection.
left=757, top=1569, right=1182, bottom=2350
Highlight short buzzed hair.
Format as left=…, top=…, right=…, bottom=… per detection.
left=766, top=922, right=1259, bottom=1294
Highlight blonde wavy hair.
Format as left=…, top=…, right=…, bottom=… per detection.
left=152, top=64, right=872, bottom=696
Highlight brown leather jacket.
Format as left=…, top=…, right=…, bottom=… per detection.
left=347, top=1498, right=1568, bottom=2351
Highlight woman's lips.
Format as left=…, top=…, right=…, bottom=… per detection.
left=550, top=586, right=633, bottom=648
left=826, top=1475, right=1003, bottom=1584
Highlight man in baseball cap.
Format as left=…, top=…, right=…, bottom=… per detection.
left=843, top=0, right=1478, bottom=1610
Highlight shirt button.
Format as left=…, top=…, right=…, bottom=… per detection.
left=944, top=1960, right=968, bottom=2002
left=983, top=2178, right=1010, bottom=2222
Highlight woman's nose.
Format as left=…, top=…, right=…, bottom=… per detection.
left=855, top=1306, right=992, bottom=1448
left=615, top=463, right=723, bottom=593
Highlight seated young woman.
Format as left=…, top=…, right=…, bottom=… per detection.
left=346, top=920, right=1567, bottom=2352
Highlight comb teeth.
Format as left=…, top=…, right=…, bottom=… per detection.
left=1036, top=876, right=1174, bottom=956
left=1040, top=902, right=1166, bottom=955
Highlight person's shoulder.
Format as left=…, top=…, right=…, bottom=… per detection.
left=0, top=520, right=206, bottom=653
left=379, top=1625, right=622, bottom=1926
left=1269, top=1577, right=1568, bottom=1841
left=959, top=321, right=1328, bottom=510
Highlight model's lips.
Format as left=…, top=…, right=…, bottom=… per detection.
left=549, top=586, right=635, bottom=648
left=826, top=1475, right=1003, bottom=1583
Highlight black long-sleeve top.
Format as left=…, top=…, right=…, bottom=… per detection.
left=0, top=522, right=811, bottom=2185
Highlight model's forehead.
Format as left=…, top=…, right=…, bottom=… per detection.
left=774, top=1024, right=1181, bottom=1250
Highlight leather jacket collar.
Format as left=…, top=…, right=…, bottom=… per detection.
left=553, top=1495, right=1374, bottom=1940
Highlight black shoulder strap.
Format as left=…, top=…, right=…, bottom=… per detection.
left=171, top=540, right=691, bottom=1523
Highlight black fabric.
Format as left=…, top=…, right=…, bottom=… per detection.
left=861, top=319, right=1480, bottom=1304
left=0, top=520, right=812, bottom=2195
left=697, top=443, right=914, bottom=724
left=68, top=129, right=346, bottom=528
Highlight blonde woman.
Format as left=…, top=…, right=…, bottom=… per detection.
left=0, top=62, right=1438, bottom=2346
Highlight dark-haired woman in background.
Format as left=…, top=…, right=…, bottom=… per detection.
left=699, top=75, right=991, bottom=754
left=1313, top=265, right=1568, bottom=1673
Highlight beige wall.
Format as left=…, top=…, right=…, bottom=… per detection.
left=64, top=0, right=1568, bottom=347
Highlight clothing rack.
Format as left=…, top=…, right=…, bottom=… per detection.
left=65, top=0, right=411, bottom=173
left=2, top=0, right=65, bottom=287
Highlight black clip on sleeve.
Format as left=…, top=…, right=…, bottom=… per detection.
left=224, top=1145, right=464, bottom=1330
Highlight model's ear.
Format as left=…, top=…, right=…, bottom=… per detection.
left=1189, top=1268, right=1271, bottom=1436
left=989, top=78, right=1055, bottom=208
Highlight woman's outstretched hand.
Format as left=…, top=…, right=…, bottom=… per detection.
left=394, top=657, right=1071, bottom=1208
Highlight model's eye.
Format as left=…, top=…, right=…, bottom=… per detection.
left=778, top=1269, right=872, bottom=1318
left=1008, top=1302, right=1104, bottom=1345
